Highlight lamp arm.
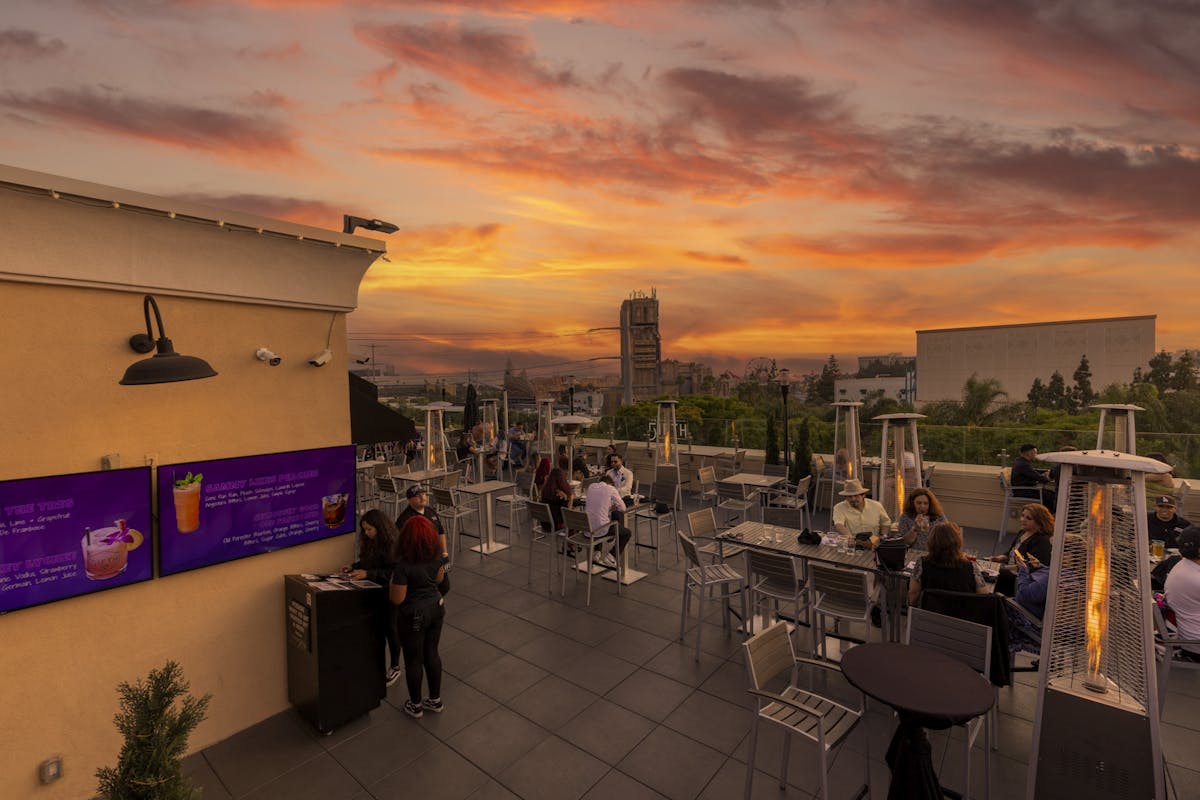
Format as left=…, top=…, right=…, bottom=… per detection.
left=143, top=294, right=167, bottom=340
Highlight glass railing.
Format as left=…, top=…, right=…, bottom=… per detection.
left=590, top=415, right=1200, bottom=477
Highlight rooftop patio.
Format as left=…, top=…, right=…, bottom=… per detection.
left=180, top=498, right=1200, bottom=800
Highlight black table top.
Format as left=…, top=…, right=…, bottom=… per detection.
left=840, top=643, right=994, bottom=724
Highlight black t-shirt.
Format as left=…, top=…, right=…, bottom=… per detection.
left=1147, top=513, right=1191, bottom=549
left=391, top=560, right=442, bottom=610
left=396, top=506, right=445, bottom=537
left=919, top=559, right=978, bottom=595
left=1013, top=533, right=1052, bottom=565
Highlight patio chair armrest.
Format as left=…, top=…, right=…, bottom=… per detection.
left=747, top=688, right=824, bottom=718
left=1157, top=635, right=1200, bottom=648
left=793, top=656, right=844, bottom=675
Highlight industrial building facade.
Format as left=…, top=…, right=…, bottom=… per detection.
left=620, top=289, right=662, bottom=404
left=916, top=315, right=1155, bottom=403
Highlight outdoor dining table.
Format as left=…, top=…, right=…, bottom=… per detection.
left=718, top=472, right=785, bottom=490
left=456, top=479, right=514, bottom=555
left=393, top=468, right=450, bottom=489
left=841, top=642, right=994, bottom=800
left=718, top=521, right=913, bottom=641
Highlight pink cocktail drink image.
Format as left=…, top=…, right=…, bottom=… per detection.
left=173, top=481, right=201, bottom=533
left=82, top=527, right=129, bottom=580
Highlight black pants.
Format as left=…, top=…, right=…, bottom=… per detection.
left=375, top=600, right=400, bottom=669
left=397, top=602, right=445, bottom=704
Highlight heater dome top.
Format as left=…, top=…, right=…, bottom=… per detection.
left=872, top=412, right=927, bottom=421
left=1039, top=449, right=1173, bottom=473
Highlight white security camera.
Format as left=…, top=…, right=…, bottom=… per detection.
left=308, top=348, right=332, bottom=367
left=255, top=347, right=282, bottom=366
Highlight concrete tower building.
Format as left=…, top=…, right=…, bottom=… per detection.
left=620, top=289, right=662, bottom=404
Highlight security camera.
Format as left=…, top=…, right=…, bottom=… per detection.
left=308, top=348, right=332, bottom=367
left=255, top=347, right=282, bottom=366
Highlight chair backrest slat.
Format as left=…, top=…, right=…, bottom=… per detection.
left=809, top=564, right=869, bottom=609
left=717, top=482, right=746, bottom=501
left=687, top=508, right=717, bottom=538
left=907, top=607, right=992, bottom=677
left=677, top=530, right=702, bottom=568
left=528, top=501, right=554, bottom=527
left=762, top=506, right=803, bottom=528
left=698, top=466, right=716, bottom=489
left=743, top=621, right=795, bottom=690
left=746, top=549, right=800, bottom=588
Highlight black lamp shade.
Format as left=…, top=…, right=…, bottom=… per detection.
left=121, top=335, right=218, bottom=385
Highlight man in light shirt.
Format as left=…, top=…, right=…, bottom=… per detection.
left=607, top=454, right=635, bottom=504
left=585, top=475, right=631, bottom=568
left=1165, top=526, right=1200, bottom=661
left=832, top=479, right=891, bottom=549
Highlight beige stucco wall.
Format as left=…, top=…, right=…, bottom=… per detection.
left=916, top=316, right=1155, bottom=403
left=0, top=168, right=382, bottom=799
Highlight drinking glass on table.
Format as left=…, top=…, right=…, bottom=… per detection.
left=1152, top=539, right=1166, bottom=559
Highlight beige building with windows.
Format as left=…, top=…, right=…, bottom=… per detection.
left=916, top=316, right=1155, bottom=403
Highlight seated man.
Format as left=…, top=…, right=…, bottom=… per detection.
left=585, top=475, right=631, bottom=569
left=1164, top=527, right=1200, bottom=662
left=607, top=455, right=636, bottom=505
left=1148, top=495, right=1192, bottom=550
left=832, top=479, right=891, bottom=549
left=1011, top=443, right=1056, bottom=510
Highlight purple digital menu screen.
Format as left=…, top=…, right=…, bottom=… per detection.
left=0, top=468, right=152, bottom=614
left=157, top=445, right=355, bottom=576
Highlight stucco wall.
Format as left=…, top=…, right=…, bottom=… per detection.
left=0, top=169, right=381, bottom=799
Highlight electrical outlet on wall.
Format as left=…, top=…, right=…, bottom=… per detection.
left=101, top=453, right=121, bottom=470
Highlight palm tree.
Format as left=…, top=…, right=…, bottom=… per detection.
left=960, top=374, right=1008, bottom=425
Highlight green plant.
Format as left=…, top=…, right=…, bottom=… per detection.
left=96, top=661, right=211, bottom=800
left=173, top=472, right=202, bottom=488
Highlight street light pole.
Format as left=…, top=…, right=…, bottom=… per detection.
left=779, top=368, right=791, bottom=470
left=568, top=374, right=576, bottom=413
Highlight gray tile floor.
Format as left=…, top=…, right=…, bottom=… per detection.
left=184, top=502, right=1200, bottom=800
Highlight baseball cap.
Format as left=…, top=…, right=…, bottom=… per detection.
left=1155, top=495, right=1177, bottom=507
left=406, top=484, right=427, bottom=499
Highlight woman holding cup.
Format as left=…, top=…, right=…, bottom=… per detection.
left=896, top=488, right=947, bottom=551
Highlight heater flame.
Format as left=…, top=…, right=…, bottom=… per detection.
left=1085, top=485, right=1110, bottom=690
left=847, top=460, right=854, bottom=479
left=896, top=464, right=905, bottom=516
left=664, top=430, right=672, bottom=460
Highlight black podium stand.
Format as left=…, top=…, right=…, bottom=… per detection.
left=285, top=575, right=385, bottom=734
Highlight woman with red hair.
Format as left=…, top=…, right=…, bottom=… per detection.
left=390, top=515, right=448, bottom=718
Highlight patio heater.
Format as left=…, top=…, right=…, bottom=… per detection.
left=501, top=390, right=510, bottom=441
left=1092, top=403, right=1143, bottom=454
left=873, top=412, right=925, bottom=519
left=418, top=402, right=451, bottom=473
left=829, top=401, right=864, bottom=511
left=553, top=415, right=592, bottom=480
left=534, top=398, right=555, bottom=466
left=1027, top=450, right=1170, bottom=800
left=654, top=399, right=680, bottom=478
left=481, top=399, right=500, bottom=448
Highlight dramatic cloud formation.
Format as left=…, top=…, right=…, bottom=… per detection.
left=2, top=0, right=1198, bottom=378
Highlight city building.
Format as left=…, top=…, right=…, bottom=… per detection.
left=620, top=289, right=662, bottom=404
left=916, top=315, right=1155, bottom=403
left=835, top=375, right=913, bottom=402
left=661, top=359, right=712, bottom=396
left=856, top=353, right=916, bottom=376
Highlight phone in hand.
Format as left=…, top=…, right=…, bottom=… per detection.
left=1011, top=549, right=1026, bottom=565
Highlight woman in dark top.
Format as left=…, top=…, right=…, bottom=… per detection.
left=533, top=456, right=551, bottom=497
left=908, top=521, right=982, bottom=605
left=897, top=487, right=948, bottom=550
left=540, top=457, right=574, bottom=531
left=390, top=515, right=448, bottom=719
left=344, top=509, right=401, bottom=686
left=990, top=503, right=1054, bottom=595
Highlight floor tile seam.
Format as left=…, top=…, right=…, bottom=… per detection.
left=198, top=750, right=239, bottom=800
left=227, top=746, right=358, bottom=799
left=435, top=715, right=554, bottom=783
left=324, top=721, right=436, bottom=790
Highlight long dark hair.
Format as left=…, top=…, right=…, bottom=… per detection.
left=358, top=509, right=398, bottom=561
left=544, top=467, right=571, bottom=502
left=395, top=515, right=440, bottom=564
left=903, top=488, right=944, bottom=519
left=927, top=521, right=967, bottom=567
left=1022, top=503, right=1054, bottom=536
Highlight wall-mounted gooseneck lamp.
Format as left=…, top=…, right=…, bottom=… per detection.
left=120, top=295, right=218, bottom=385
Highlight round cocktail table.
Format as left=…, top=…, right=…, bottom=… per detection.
left=841, top=642, right=994, bottom=800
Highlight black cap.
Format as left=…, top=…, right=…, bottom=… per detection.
left=1156, top=495, right=1177, bottom=507
left=405, top=484, right=427, bottom=499
left=1179, top=526, right=1200, bottom=549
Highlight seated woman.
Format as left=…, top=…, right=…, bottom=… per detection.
left=540, top=457, right=574, bottom=531
left=533, top=456, right=551, bottom=497
left=896, top=487, right=947, bottom=550
left=990, top=503, right=1054, bottom=595
left=1007, top=533, right=1085, bottom=655
left=908, top=521, right=984, bottom=606
left=603, top=444, right=619, bottom=471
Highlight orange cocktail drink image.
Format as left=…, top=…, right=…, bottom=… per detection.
left=174, top=480, right=201, bottom=533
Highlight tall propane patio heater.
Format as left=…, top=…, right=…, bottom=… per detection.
left=554, top=415, right=593, bottom=482
left=418, top=402, right=451, bottom=473
left=481, top=398, right=500, bottom=448
left=1092, top=403, right=1143, bottom=454
left=874, top=412, right=925, bottom=519
left=534, top=398, right=555, bottom=466
left=829, top=401, right=864, bottom=511
left=1027, top=449, right=1170, bottom=800
left=654, top=399, right=680, bottom=479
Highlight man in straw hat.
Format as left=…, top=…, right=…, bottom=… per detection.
left=832, top=478, right=891, bottom=549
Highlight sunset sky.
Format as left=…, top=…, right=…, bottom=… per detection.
left=3, top=0, right=1198, bottom=382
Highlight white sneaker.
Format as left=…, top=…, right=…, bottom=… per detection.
left=598, top=553, right=618, bottom=569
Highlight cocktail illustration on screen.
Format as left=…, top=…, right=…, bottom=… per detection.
left=173, top=471, right=202, bottom=533
left=322, top=493, right=348, bottom=529
left=82, top=518, right=144, bottom=580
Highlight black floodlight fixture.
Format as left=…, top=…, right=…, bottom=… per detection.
left=342, top=215, right=399, bottom=235
left=120, top=295, right=218, bottom=385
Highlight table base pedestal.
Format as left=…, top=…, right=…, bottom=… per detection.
left=470, top=541, right=510, bottom=555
